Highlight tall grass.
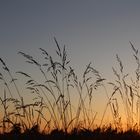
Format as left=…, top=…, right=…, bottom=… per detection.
left=104, top=42, right=140, bottom=131
left=0, top=38, right=104, bottom=133
left=0, top=39, right=140, bottom=135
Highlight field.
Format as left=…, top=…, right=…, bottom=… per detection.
left=0, top=39, right=140, bottom=139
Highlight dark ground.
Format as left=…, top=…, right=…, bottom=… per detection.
left=1, top=127, right=140, bottom=140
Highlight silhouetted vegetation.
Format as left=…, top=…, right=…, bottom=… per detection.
left=1, top=126, right=140, bottom=140
left=0, top=39, right=140, bottom=139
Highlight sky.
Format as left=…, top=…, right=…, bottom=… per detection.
left=1, top=0, right=140, bottom=126
left=1, top=0, right=140, bottom=76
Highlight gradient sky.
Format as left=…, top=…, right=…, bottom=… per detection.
left=1, top=0, right=140, bottom=125
left=1, top=0, right=140, bottom=76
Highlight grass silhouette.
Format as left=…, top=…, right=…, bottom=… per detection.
left=0, top=39, right=140, bottom=139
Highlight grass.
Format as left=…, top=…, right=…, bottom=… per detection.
left=1, top=126, right=140, bottom=140
left=0, top=39, right=140, bottom=139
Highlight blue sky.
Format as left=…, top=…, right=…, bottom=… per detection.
left=1, top=0, right=140, bottom=124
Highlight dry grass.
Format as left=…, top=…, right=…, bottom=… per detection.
left=0, top=38, right=104, bottom=133
left=0, top=39, right=140, bottom=139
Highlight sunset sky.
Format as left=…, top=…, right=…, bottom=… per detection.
left=1, top=0, right=140, bottom=126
